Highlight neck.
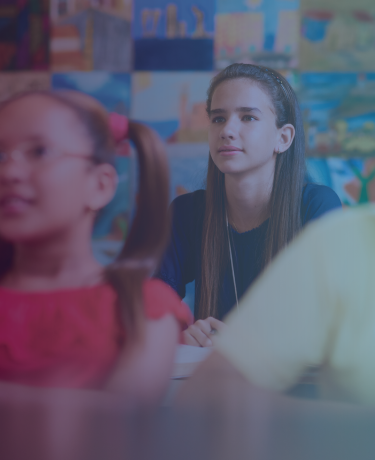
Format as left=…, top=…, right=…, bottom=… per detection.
left=225, top=166, right=274, bottom=233
left=2, top=223, right=102, bottom=291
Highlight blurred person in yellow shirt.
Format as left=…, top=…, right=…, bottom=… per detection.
left=178, top=205, right=375, bottom=405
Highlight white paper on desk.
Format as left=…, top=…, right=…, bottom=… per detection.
left=174, top=344, right=212, bottom=363
left=171, top=345, right=212, bottom=379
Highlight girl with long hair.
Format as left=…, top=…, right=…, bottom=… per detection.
left=0, top=90, right=191, bottom=404
left=156, top=63, right=341, bottom=347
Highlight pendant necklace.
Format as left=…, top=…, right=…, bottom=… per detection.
left=226, top=211, right=239, bottom=310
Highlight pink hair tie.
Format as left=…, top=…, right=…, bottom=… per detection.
left=109, top=112, right=129, bottom=143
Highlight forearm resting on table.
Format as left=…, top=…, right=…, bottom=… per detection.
left=175, top=351, right=367, bottom=418
left=105, top=314, right=179, bottom=406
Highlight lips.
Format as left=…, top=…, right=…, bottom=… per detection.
left=218, top=146, right=243, bottom=155
left=0, top=195, right=33, bottom=215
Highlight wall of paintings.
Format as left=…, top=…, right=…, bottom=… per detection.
left=1, top=0, right=375, bottom=268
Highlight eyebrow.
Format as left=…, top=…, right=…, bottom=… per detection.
left=209, top=107, right=262, bottom=115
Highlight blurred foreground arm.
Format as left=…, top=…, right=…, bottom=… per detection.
left=177, top=208, right=372, bottom=403
left=106, top=314, right=178, bottom=407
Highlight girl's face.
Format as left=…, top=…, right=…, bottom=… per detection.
left=0, top=95, right=115, bottom=243
left=208, top=78, right=293, bottom=177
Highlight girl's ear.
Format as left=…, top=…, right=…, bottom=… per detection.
left=275, top=123, right=295, bottom=154
left=86, top=164, right=118, bottom=212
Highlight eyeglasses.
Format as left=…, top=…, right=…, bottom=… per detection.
left=0, top=144, right=93, bottom=167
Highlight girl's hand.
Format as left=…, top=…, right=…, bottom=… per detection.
left=182, top=317, right=226, bottom=347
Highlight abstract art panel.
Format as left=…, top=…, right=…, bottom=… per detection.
left=215, top=0, right=300, bottom=70
left=133, top=0, right=214, bottom=70
left=50, top=0, right=132, bottom=72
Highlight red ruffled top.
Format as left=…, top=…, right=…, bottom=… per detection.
left=0, top=279, right=192, bottom=389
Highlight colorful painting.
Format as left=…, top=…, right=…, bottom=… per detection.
left=50, top=0, right=132, bottom=71
left=299, top=73, right=375, bottom=157
left=133, top=0, right=214, bottom=70
left=52, top=72, right=131, bottom=115
left=300, top=1, right=375, bottom=71
left=131, top=72, right=212, bottom=142
left=215, top=0, right=300, bottom=70
left=306, top=157, right=375, bottom=206
left=0, top=0, right=49, bottom=70
left=0, top=72, right=50, bottom=102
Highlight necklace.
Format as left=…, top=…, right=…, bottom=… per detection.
left=230, top=219, right=240, bottom=233
left=226, top=211, right=239, bottom=310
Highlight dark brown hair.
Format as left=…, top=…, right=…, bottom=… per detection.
left=0, top=90, right=170, bottom=342
left=198, top=63, right=305, bottom=319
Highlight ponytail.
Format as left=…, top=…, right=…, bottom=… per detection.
left=105, top=121, right=170, bottom=342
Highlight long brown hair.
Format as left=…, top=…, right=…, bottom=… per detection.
left=198, top=64, right=305, bottom=319
left=0, top=91, right=170, bottom=342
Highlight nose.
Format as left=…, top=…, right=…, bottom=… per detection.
left=0, top=152, right=29, bottom=184
left=220, top=117, right=237, bottom=141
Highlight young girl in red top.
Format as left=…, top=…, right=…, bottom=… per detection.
left=0, top=90, right=191, bottom=405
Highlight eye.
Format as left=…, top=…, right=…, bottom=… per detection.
left=242, top=115, right=256, bottom=122
left=211, top=116, right=225, bottom=124
left=29, top=145, right=47, bottom=158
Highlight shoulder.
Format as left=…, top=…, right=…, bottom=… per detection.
left=171, top=189, right=206, bottom=217
left=143, top=279, right=193, bottom=328
left=295, top=204, right=375, bottom=262
left=301, top=183, right=342, bottom=225
left=309, top=204, right=375, bottom=236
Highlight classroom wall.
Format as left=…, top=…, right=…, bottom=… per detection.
left=1, top=0, right=375, bottom=252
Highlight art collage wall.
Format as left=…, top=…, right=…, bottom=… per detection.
left=1, top=0, right=375, bottom=266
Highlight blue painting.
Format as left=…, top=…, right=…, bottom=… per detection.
left=133, top=0, right=215, bottom=70
left=299, top=73, right=375, bottom=156
left=168, top=150, right=208, bottom=200
left=52, top=72, right=131, bottom=115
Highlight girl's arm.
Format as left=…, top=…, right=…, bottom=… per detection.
left=105, top=314, right=179, bottom=407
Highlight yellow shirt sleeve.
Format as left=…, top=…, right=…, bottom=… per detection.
left=215, top=211, right=342, bottom=392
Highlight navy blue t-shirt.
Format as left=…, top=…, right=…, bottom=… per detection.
left=156, top=184, right=342, bottom=320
